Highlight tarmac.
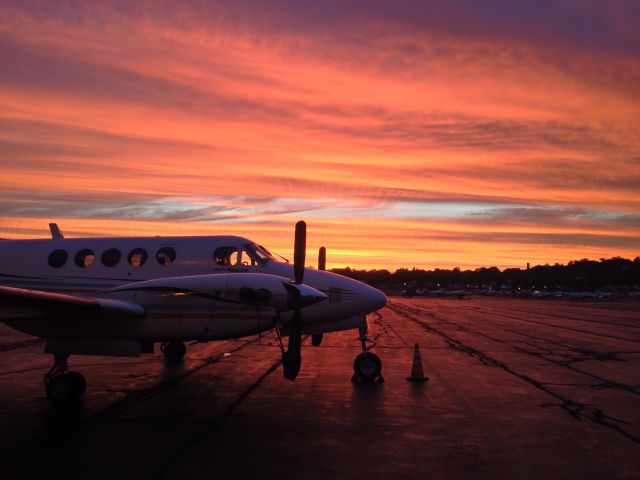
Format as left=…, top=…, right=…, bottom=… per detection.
left=1, top=297, right=639, bottom=479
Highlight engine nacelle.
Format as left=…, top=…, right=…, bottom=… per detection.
left=102, top=273, right=326, bottom=341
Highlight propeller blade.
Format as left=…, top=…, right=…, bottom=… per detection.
left=282, top=349, right=301, bottom=380
left=283, top=307, right=302, bottom=380
left=318, top=247, right=326, bottom=271
left=283, top=220, right=308, bottom=380
left=293, top=220, right=306, bottom=284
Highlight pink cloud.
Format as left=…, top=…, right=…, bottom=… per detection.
left=0, top=1, right=638, bottom=268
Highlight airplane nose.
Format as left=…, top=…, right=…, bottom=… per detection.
left=363, top=285, right=387, bottom=313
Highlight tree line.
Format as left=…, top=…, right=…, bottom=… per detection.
left=330, top=257, right=640, bottom=291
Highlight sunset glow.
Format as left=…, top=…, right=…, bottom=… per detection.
left=1, top=1, right=639, bottom=269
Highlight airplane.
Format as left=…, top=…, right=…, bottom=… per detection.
left=0, top=221, right=387, bottom=404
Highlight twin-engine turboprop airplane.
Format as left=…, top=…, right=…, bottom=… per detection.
left=0, top=221, right=387, bottom=404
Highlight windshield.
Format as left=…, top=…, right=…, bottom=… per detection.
left=244, top=243, right=276, bottom=264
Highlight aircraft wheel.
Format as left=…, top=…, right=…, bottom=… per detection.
left=162, top=341, right=186, bottom=363
left=66, top=371, right=87, bottom=398
left=353, top=352, right=382, bottom=381
left=46, top=372, right=85, bottom=404
left=311, top=333, right=323, bottom=347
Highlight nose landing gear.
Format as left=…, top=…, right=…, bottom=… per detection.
left=43, top=354, right=87, bottom=405
left=352, top=321, right=384, bottom=383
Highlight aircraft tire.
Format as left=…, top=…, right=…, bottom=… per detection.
left=66, top=371, right=87, bottom=398
left=163, top=341, right=187, bottom=363
left=353, top=352, right=382, bottom=381
left=46, top=372, right=84, bottom=404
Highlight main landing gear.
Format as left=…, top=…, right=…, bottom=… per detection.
left=352, top=323, right=384, bottom=383
left=43, top=354, right=86, bottom=405
left=161, top=341, right=186, bottom=363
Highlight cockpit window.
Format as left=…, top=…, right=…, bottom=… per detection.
left=241, top=249, right=258, bottom=266
left=213, top=246, right=239, bottom=266
left=244, top=243, right=274, bottom=264
left=75, top=249, right=95, bottom=268
left=156, top=247, right=176, bottom=266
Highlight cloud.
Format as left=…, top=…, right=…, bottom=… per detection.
left=8, top=1, right=638, bottom=54
left=0, top=1, right=638, bottom=268
left=462, top=206, right=640, bottom=230
left=419, top=230, right=639, bottom=250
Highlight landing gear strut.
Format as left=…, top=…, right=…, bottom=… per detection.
left=43, top=354, right=86, bottom=404
left=161, top=341, right=186, bottom=363
left=352, top=320, right=384, bottom=383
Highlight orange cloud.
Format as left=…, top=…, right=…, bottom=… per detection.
left=0, top=1, right=638, bottom=269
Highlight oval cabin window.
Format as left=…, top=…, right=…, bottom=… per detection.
left=101, top=248, right=121, bottom=267
left=74, top=249, right=95, bottom=268
left=128, top=248, right=148, bottom=267
left=156, top=247, right=176, bottom=266
left=48, top=249, right=68, bottom=268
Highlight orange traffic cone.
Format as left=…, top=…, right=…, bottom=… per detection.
left=406, top=343, right=428, bottom=382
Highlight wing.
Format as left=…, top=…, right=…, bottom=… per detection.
left=0, top=285, right=145, bottom=321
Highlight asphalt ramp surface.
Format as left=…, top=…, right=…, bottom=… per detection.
left=1, top=297, right=639, bottom=479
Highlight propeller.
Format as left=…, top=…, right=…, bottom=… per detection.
left=311, top=246, right=327, bottom=348
left=318, top=246, right=326, bottom=271
left=293, top=220, right=306, bottom=284
left=282, top=220, right=306, bottom=380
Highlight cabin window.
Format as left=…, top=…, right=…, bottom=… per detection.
left=48, top=249, right=68, bottom=268
left=156, top=247, right=176, bottom=266
left=101, top=248, right=121, bottom=267
left=213, top=246, right=239, bottom=266
left=74, top=249, right=95, bottom=268
left=128, top=248, right=148, bottom=267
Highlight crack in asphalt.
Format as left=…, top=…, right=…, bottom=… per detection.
left=436, top=303, right=640, bottom=345
left=153, top=357, right=283, bottom=479
left=379, top=307, right=542, bottom=480
left=401, top=303, right=639, bottom=394
left=388, top=302, right=640, bottom=445
left=0, top=338, right=45, bottom=352
left=468, top=303, right=640, bottom=329
left=8, top=336, right=267, bottom=476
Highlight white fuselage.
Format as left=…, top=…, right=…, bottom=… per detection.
left=0, top=235, right=387, bottom=343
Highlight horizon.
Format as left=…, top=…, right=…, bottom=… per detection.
left=2, top=223, right=637, bottom=272
left=1, top=1, right=639, bottom=270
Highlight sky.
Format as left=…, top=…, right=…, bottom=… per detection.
left=1, top=0, right=639, bottom=270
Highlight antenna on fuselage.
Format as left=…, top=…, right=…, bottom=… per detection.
left=311, top=247, right=327, bottom=348
left=49, top=223, right=64, bottom=239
